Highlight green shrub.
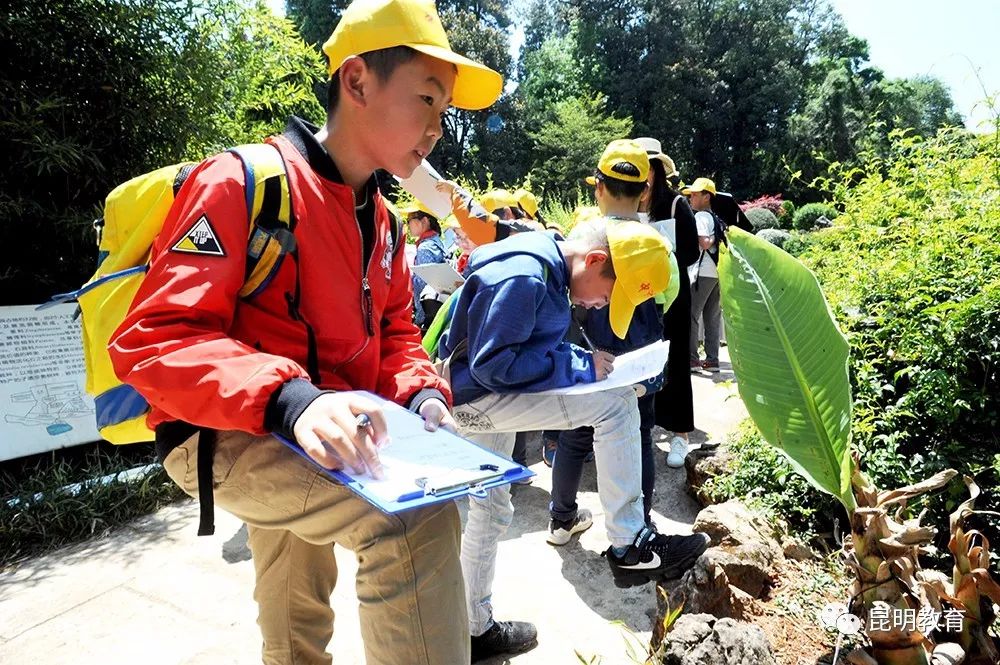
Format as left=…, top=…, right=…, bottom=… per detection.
left=780, top=199, right=796, bottom=223
left=781, top=230, right=813, bottom=256
left=1, top=447, right=186, bottom=565
left=799, top=127, right=1000, bottom=536
left=704, top=421, right=838, bottom=540
left=745, top=206, right=780, bottom=231
left=755, top=228, right=791, bottom=248
left=792, top=202, right=838, bottom=231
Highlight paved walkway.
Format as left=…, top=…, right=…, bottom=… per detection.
left=0, top=351, right=747, bottom=665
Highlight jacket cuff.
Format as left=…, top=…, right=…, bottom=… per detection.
left=265, top=378, right=329, bottom=440
left=408, top=388, right=448, bottom=414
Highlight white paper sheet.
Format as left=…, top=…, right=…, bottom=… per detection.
left=531, top=340, right=670, bottom=396
left=341, top=397, right=519, bottom=503
left=651, top=218, right=676, bottom=249
left=411, top=262, right=466, bottom=295
left=394, top=160, right=453, bottom=218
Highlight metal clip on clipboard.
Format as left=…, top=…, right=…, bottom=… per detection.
left=414, top=464, right=504, bottom=499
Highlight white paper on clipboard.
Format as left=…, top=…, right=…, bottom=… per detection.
left=411, top=263, right=466, bottom=295
left=395, top=160, right=452, bottom=218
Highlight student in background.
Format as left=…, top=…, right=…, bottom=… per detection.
left=683, top=177, right=725, bottom=373
left=636, top=137, right=699, bottom=468
left=403, top=201, right=448, bottom=332
left=550, top=140, right=667, bottom=537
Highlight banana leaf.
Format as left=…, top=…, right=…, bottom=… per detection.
left=718, top=228, right=856, bottom=512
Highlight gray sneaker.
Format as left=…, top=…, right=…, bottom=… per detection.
left=546, top=509, right=593, bottom=545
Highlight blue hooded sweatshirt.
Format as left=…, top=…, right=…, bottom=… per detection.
left=439, top=232, right=595, bottom=406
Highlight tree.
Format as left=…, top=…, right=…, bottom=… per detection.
left=528, top=94, right=633, bottom=202
left=0, top=0, right=324, bottom=305
left=285, top=0, right=345, bottom=47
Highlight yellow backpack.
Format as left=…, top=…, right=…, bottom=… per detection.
left=45, top=144, right=295, bottom=444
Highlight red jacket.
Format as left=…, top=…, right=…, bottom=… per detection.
left=110, top=125, right=450, bottom=437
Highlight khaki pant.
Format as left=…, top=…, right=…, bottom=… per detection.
left=164, top=430, right=468, bottom=665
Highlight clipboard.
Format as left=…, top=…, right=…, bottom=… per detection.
left=273, top=393, right=533, bottom=513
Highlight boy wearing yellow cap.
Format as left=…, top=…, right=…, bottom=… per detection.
left=110, top=1, right=502, bottom=663
left=546, top=141, right=707, bottom=571
left=436, top=217, right=703, bottom=641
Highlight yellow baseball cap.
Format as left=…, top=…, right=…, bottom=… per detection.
left=398, top=199, right=434, bottom=217
left=585, top=139, right=650, bottom=186
left=322, top=0, right=503, bottom=111
left=480, top=189, right=518, bottom=213
left=607, top=221, right=671, bottom=339
left=513, top=188, right=539, bottom=218
left=681, top=177, right=717, bottom=195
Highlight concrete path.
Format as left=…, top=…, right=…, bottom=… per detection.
left=0, top=351, right=747, bottom=665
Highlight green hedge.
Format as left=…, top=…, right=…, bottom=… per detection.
left=792, top=202, right=838, bottom=231
left=745, top=206, right=780, bottom=231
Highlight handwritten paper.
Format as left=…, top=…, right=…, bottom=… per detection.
left=341, top=397, right=520, bottom=503
left=532, top=340, right=670, bottom=396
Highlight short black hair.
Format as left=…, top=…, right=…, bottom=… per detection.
left=326, top=46, right=420, bottom=115
left=595, top=170, right=646, bottom=200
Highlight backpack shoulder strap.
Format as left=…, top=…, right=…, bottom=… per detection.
left=228, top=143, right=295, bottom=299
left=671, top=194, right=683, bottom=220
left=386, top=203, right=404, bottom=256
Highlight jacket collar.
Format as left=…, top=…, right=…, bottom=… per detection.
left=282, top=116, right=379, bottom=205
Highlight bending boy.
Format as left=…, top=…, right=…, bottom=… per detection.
left=438, top=220, right=703, bottom=661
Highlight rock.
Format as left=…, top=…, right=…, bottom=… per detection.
left=693, top=501, right=782, bottom=596
left=685, top=447, right=731, bottom=506
left=781, top=537, right=816, bottom=562
left=653, top=501, right=782, bottom=638
left=656, top=614, right=776, bottom=665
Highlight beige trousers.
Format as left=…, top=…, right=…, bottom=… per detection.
left=164, top=430, right=468, bottom=665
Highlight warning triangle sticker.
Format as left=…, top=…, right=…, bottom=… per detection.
left=171, top=215, right=225, bottom=256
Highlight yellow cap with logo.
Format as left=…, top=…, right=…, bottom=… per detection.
left=513, top=188, right=539, bottom=218
left=681, top=177, right=717, bottom=195
left=322, top=0, right=503, bottom=110
left=585, top=139, right=650, bottom=186
left=607, top=221, right=671, bottom=339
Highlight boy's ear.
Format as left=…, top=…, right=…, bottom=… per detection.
left=338, top=56, right=370, bottom=108
left=584, top=250, right=610, bottom=269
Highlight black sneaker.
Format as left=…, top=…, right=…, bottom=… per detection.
left=603, top=527, right=710, bottom=589
left=471, top=620, right=538, bottom=662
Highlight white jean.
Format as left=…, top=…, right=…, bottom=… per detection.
left=453, top=387, right=642, bottom=634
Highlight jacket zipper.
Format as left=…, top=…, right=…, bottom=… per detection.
left=353, top=190, right=376, bottom=338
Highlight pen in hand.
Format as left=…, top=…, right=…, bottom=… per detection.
left=578, top=324, right=597, bottom=353
left=354, top=413, right=384, bottom=480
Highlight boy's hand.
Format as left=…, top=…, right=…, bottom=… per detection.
left=419, top=397, right=457, bottom=433
left=435, top=180, right=459, bottom=197
left=593, top=351, right=616, bottom=381
left=698, top=235, right=715, bottom=250
left=293, top=393, right=388, bottom=479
